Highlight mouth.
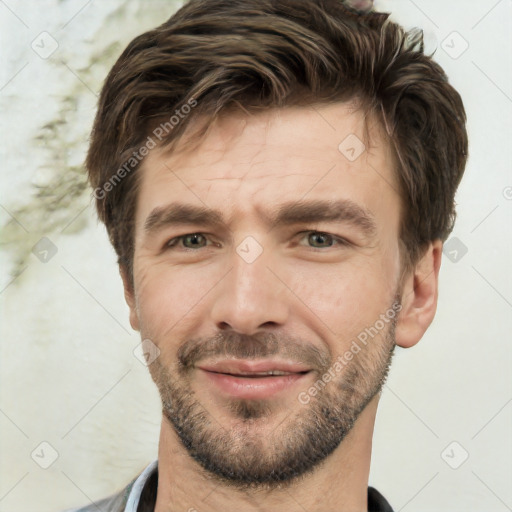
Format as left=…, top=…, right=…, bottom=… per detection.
left=205, top=369, right=309, bottom=377
left=197, top=360, right=312, bottom=399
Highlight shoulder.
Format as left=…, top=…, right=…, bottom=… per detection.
left=368, top=486, right=394, bottom=512
left=60, top=479, right=134, bottom=512
left=59, top=461, right=157, bottom=512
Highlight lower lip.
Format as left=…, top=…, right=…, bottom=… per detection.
left=200, top=370, right=310, bottom=400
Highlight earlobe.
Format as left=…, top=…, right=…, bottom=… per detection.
left=395, top=240, right=443, bottom=348
left=119, top=265, right=140, bottom=332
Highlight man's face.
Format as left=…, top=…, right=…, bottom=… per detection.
left=127, top=102, right=403, bottom=488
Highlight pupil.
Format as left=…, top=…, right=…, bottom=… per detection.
left=187, top=234, right=203, bottom=247
left=312, top=232, right=330, bottom=247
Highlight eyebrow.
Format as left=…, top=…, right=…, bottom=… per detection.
left=143, top=199, right=377, bottom=238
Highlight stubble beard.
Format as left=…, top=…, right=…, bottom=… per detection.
left=147, top=299, right=399, bottom=491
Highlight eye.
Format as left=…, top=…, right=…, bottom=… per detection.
left=163, top=231, right=348, bottom=252
left=165, top=233, right=212, bottom=250
left=298, top=231, right=349, bottom=249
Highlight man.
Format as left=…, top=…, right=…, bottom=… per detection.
left=66, top=0, right=468, bottom=510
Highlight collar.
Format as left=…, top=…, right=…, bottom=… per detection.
left=123, top=460, right=394, bottom=512
left=124, top=460, right=158, bottom=512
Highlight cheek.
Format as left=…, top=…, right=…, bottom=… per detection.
left=289, top=258, right=396, bottom=340
left=134, top=261, right=220, bottom=340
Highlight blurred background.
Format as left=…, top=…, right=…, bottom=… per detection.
left=0, top=0, right=511, bottom=510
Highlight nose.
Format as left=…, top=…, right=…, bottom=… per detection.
left=209, top=244, right=290, bottom=335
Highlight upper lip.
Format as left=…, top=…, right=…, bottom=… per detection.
left=198, top=359, right=311, bottom=375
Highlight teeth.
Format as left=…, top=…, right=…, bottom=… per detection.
left=232, top=370, right=292, bottom=376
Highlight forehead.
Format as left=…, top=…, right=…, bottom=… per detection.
left=135, top=102, right=400, bottom=231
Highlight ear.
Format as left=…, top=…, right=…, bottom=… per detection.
left=395, top=240, right=443, bottom=348
left=119, top=265, right=140, bottom=331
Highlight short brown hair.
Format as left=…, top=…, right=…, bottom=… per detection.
left=86, top=0, right=468, bottom=286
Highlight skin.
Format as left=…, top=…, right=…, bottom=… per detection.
left=120, top=102, right=443, bottom=511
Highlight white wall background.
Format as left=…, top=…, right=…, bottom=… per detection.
left=0, top=1, right=510, bottom=511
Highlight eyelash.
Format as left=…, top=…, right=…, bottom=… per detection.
left=163, top=231, right=350, bottom=251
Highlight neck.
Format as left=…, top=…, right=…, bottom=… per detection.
left=154, top=396, right=379, bottom=512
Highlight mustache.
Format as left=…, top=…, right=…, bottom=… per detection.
left=177, top=331, right=331, bottom=372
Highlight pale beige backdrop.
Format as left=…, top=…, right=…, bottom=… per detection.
left=0, top=1, right=511, bottom=511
